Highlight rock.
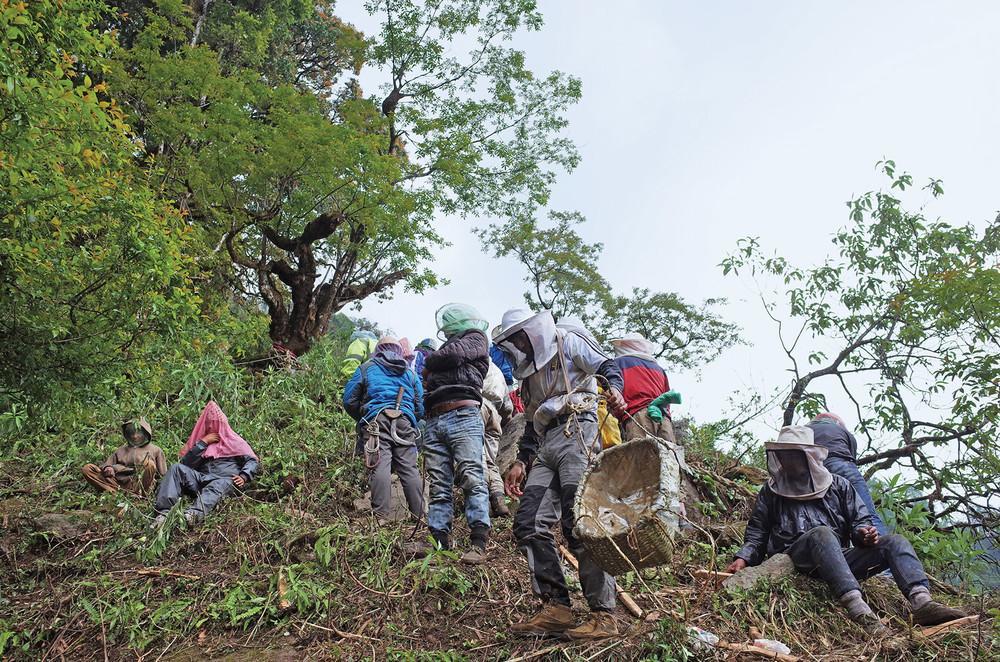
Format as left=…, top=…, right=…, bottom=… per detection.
left=353, top=474, right=429, bottom=522
left=33, top=511, right=94, bottom=539
left=722, top=553, right=796, bottom=592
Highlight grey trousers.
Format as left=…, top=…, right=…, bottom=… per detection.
left=482, top=431, right=505, bottom=497
left=154, top=459, right=239, bottom=518
left=513, top=417, right=616, bottom=611
left=365, top=416, right=425, bottom=519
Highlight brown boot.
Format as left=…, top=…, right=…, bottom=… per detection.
left=564, top=611, right=618, bottom=641
left=510, top=603, right=575, bottom=636
left=911, top=601, right=966, bottom=626
left=490, top=493, right=510, bottom=517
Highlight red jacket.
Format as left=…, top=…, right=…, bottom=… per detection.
left=614, top=356, right=670, bottom=417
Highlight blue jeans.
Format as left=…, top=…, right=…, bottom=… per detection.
left=786, top=526, right=928, bottom=598
left=824, top=457, right=888, bottom=535
left=422, top=406, right=491, bottom=535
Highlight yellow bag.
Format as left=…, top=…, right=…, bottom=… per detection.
left=597, top=396, right=622, bottom=449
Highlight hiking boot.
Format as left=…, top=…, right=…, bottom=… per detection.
left=183, top=510, right=201, bottom=527
left=510, top=603, right=575, bottom=636
left=854, top=613, right=889, bottom=635
left=461, top=524, right=489, bottom=564
left=490, top=493, right=511, bottom=517
left=460, top=546, right=487, bottom=565
left=149, top=514, right=167, bottom=531
left=911, top=601, right=966, bottom=626
left=565, top=611, right=618, bottom=641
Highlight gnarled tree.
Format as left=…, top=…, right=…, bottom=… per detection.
left=105, top=0, right=581, bottom=354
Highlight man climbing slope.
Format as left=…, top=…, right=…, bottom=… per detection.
left=497, top=309, right=626, bottom=640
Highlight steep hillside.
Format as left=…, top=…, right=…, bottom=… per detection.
left=0, top=345, right=994, bottom=660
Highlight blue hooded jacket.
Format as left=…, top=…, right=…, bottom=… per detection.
left=343, top=353, right=424, bottom=426
left=489, top=344, right=515, bottom=386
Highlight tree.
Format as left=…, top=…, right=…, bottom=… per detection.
left=479, top=211, right=740, bottom=369
left=721, top=160, right=1000, bottom=532
left=0, top=0, right=197, bottom=399
left=104, top=0, right=581, bottom=355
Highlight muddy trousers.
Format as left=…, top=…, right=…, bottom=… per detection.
left=364, top=416, right=425, bottom=519
left=482, top=431, right=505, bottom=497
left=786, top=526, right=930, bottom=599
left=513, top=418, right=616, bottom=611
left=153, top=460, right=238, bottom=519
left=82, top=459, right=158, bottom=494
left=622, top=408, right=677, bottom=444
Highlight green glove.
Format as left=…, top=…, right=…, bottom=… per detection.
left=648, top=390, right=682, bottom=422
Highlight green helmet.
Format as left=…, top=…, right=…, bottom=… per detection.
left=435, top=303, right=488, bottom=340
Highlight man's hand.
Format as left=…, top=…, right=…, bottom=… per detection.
left=233, top=475, right=246, bottom=488
left=202, top=432, right=221, bottom=445
left=726, top=558, right=748, bottom=574
left=606, top=388, right=626, bottom=418
left=856, top=526, right=879, bottom=547
left=505, top=461, right=525, bottom=498
left=102, top=466, right=115, bottom=478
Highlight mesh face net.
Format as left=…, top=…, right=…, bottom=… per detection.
left=766, top=446, right=832, bottom=500
left=122, top=421, right=150, bottom=447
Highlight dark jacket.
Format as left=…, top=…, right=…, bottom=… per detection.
left=735, top=474, right=873, bottom=565
left=180, top=441, right=259, bottom=484
left=807, top=419, right=858, bottom=462
left=423, top=329, right=490, bottom=411
left=342, top=355, right=424, bottom=426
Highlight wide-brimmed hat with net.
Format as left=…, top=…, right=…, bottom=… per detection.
left=764, top=425, right=833, bottom=501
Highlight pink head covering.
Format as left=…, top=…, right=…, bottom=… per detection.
left=399, top=337, right=415, bottom=360
left=813, top=412, right=847, bottom=429
left=180, top=401, right=258, bottom=460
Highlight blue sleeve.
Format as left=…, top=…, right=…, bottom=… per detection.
left=490, top=345, right=514, bottom=385
left=342, top=367, right=365, bottom=421
left=411, top=370, right=425, bottom=421
left=180, top=441, right=208, bottom=469
left=238, top=457, right=259, bottom=483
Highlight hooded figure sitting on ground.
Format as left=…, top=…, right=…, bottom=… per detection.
left=497, top=309, right=627, bottom=641
left=609, top=333, right=676, bottom=444
left=421, top=303, right=492, bottom=564
left=343, top=336, right=426, bottom=521
left=82, top=418, right=167, bottom=495
left=150, top=401, right=259, bottom=528
left=808, top=411, right=889, bottom=535
left=726, top=426, right=965, bottom=633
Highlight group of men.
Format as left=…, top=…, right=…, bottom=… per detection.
left=342, top=305, right=677, bottom=639
left=342, top=303, right=967, bottom=640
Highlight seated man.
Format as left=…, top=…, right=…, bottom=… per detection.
left=726, top=426, right=964, bottom=633
left=82, top=418, right=166, bottom=494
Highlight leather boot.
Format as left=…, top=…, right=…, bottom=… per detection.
left=490, top=493, right=511, bottom=517
left=461, top=525, right=489, bottom=565
left=510, top=603, right=575, bottom=636
left=564, top=611, right=618, bottom=640
left=911, top=601, right=966, bottom=626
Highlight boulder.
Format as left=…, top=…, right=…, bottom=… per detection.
left=33, top=511, right=94, bottom=539
left=722, top=553, right=796, bottom=592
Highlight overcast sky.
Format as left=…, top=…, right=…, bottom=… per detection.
left=343, top=1, right=1000, bottom=444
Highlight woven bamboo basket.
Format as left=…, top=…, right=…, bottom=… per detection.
left=573, top=435, right=682, bottom=576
